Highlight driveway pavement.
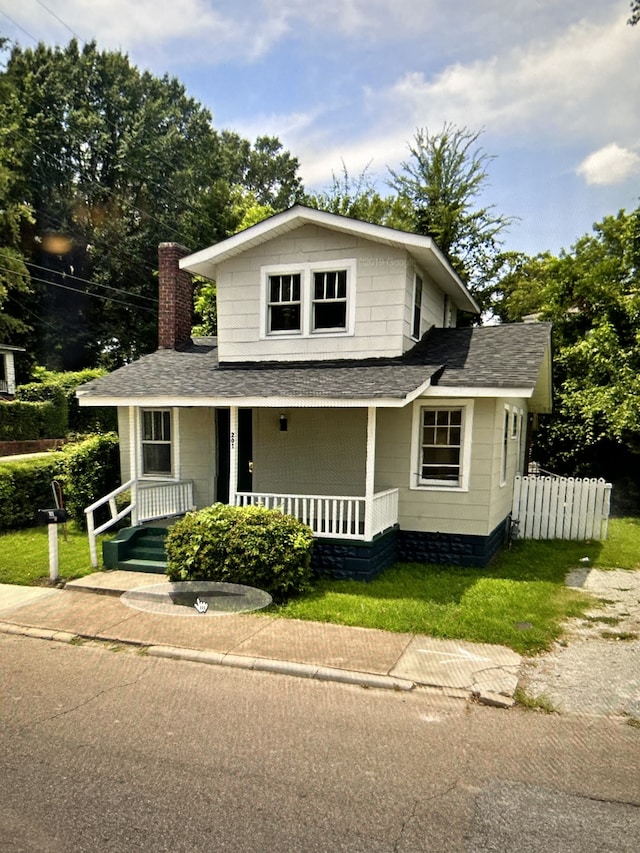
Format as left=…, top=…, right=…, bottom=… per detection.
left=520, top=567, right=640, bottom=719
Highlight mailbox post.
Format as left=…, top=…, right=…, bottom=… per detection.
left=37, top=509, right=69, bottom=582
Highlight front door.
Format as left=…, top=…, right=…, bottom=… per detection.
left=237, top=408, right=253, bottom=493
left=215, top=408, right=253, bottom=502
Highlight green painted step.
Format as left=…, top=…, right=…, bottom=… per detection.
left=103, top=525, right=169, bottom=572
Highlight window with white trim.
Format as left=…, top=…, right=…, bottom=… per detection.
left=261, top=260, right=356, bottom=338
left=142, top=409, right=172, bottom=476
left=411, top=401, right=472, bottom=490
left=313, top=269, right=347, bottom=331
left=412, top=274, right=423, bottom=340
left=268, top=273, right=301, bottom=333
left=420, top=407, right=462, bottom=484
left=500, top=407, right=510, bottom=485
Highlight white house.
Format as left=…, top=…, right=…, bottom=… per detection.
left=0, top=344, right=24, bottom=397
left=77, top=206, right=552, bottom=577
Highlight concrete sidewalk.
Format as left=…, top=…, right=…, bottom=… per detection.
left=0, top=572, right=521, bottom=706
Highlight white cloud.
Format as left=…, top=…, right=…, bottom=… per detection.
left=365, top=10, right=639, bottom=141
left=577, top=144, right=640, bottom=186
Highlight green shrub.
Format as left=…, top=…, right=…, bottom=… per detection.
left=0, top=432, right=120, bottom=532
left=16, top=369, right=116, bottom=434
left=56, top=433, right=120, bottom=526
left=0, top=398, right=67, bottom=440
left=0, top=455, right=59, bottom=530
left=165, top=503, right=314, bottom=601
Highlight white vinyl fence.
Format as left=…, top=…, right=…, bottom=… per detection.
left=511, top=475, right=612, bottom=541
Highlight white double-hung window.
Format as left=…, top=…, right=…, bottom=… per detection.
left=141, top=409, right=172, bottom=476
left=262, top=260, right=355, bottom=338
left=411, top=400, right=473, bottom=490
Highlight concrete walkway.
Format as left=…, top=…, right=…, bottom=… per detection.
left=0, top=572, right=520, bottom=706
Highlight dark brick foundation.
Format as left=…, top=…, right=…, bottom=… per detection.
left=310, top=517, right=510, bottom=580
left=397, top=517, right=510, bottom=568
left=312, top=527, right=398, bottom=581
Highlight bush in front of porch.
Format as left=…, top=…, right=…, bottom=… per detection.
left=165, top=504, right=314, bottom=601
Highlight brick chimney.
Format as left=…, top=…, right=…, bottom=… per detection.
left=158, top=242, right=193, bottom=350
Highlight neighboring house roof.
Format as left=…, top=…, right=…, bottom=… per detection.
left=77, top=323, right=552, bottom=411
left=179, top=205, right=481, bottom=315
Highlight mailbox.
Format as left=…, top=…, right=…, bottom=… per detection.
left=37, top=508, right=69, bottom=525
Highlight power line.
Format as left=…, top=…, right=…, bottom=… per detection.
left=0, top=264, right=157, bottom=313
left=34, top=0, right=80, bottom=41
left=26, top=260, right=158, bottom=304
left=0, top=7, right=38, bottom=43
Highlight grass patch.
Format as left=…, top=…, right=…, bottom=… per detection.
left=275, top=526, right=640, bottom=655
left=0, top=522, right=101, bottom=585
left=514, top=688, right=558, bottom=713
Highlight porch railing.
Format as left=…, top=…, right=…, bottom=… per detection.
left=84, top=479, right=194, bottom=567
left=234, top=488, right=399, bottom=541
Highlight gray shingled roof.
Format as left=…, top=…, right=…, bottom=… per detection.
left=77, top=323, right=550, bottom=403
left=410, top=322, right=552, bottom=389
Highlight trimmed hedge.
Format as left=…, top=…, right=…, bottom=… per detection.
left=165, top=504, right=314, bottom=601
left=0, top=398, right=67, bottom=441
left=0, top=433, right=120, bottom=532
left=16, top=369, right=116, bottom=434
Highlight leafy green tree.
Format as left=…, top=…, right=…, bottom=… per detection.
left=0, top=40, right=32, bottom=342
left=1, top=39, right=303, bottom=369
left=496, top=208, right=640, bottom=484
left=305, top=163, right=406, bottom=226
left=388, top=124, right=514, bottom=308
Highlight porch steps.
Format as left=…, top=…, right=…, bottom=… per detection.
left=103, top=526, right=168, bottom=573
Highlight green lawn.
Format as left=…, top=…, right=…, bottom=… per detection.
left=0, top=522, right=100, bottom=586
left=275, top=518, right=640, bottom=655
left=1, top=517, right=639, bottom=655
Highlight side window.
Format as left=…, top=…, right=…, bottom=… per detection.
left=420, top=408, right=463, bottom=485
left=268, top=273, right=301, bottom=334
left=501, top=407, right=510, bottom=485
left=142, top=409, right=172, bottom=476
left=412, top=274, right=423, bottom=340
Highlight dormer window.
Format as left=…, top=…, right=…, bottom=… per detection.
left=268, top=273, right=301, bottom=333
left=313, top=270, right=347, bottom=331
left=261, top=260, right=356, bottom=338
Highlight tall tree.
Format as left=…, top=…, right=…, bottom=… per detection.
left=1, top=39, right=303, bottom=369
left=495, top=208, right=640, bottom=483
left=388, top=124, right=513, bottom=309
left=0, top=39, right=32, bottom=343
left=304, top=164, right=406, bottom=226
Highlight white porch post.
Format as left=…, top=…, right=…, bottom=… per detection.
left=129, top=407, right=139, bottom=526
left=229, top=406, right=239, bottom=506
left=363, top=406, right=377, bottom=541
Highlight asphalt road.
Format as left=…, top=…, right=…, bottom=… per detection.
left=1, top=633, right=639, bottom=852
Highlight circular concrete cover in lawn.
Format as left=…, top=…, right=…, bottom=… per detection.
left=120, top=581, right=272, bottom=616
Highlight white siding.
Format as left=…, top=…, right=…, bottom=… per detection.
left=376, top=398, right=509, bottom=537
left=216, top=225, right=409, bottom=362
left=487, top=399, right=528, bottom=531
left=177, top=407, right=216, bottom=508
left=253, top=407, right=367, bottom=496
left=117, top=407, right=131, bottom=482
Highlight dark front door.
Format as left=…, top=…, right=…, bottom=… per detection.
left=216, top=408, right=253, bottom=502
left=237, top=408, right=253, bottom=493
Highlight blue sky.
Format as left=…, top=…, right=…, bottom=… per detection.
left=1, top=0, right=639, bottom=256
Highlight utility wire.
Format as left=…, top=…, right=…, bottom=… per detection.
left=26, top=259, right=158, bottom=304
left=0, top=265, right=157, bottom=313
left=34, top=0, right=80, bottom=40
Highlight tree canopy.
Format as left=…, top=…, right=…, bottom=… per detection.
left=0, top=38, right=302, bottom=369
left=388, top=124, right=514, bottom=307
left=494, top=208, right=640, bottom=484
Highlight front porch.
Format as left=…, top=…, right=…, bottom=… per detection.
left=87, top=479, right=400, bottom=578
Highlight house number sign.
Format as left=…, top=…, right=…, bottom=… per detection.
left=230, top=431, right=235, bottom=449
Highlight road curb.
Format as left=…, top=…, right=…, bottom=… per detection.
left=0, top=622, right=415, bottom=692
left=147, top=644, right=416, bottom=691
